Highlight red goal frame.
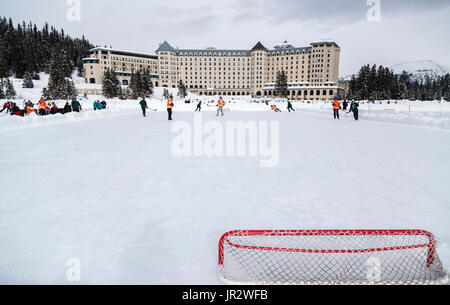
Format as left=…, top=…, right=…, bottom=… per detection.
left=218, top=229, right=438, bottom=269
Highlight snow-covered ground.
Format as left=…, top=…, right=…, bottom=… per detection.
left=2, top=96, right=450, bottom=131
left=1, top=74, right=449, bottom=284
left=1, top=101, right=449, bottom=284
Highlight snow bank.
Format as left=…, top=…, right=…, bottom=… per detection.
left=0, top=108, right=134, bottom=132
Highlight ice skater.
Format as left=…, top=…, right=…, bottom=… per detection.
left=195, top=100, right=202, bottom=112
left=140, top=98, right=148, bottom=117
left=287, top=101, right=296, bottom=112
left=217, top=97, right=225, bottom=117
left=343, top=100, right=348, bottom=111
left=167, top=96, right=174, bottom=120
left=332, top=100, right=341, bottom=119
left=271, top=105, right=281, bottom=112
left=349, top=101, right=360, bottom=121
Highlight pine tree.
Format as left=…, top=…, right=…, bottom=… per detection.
left=141, top=69, right=154, bottom=97
left=102, top=69, right=121, bottom=99
left=46, top=46, right=72, bottom=99
left=0, top=38, right=8, bottom=78
left=41, top=87, right=50, bottom=100
left=5, top=78, right=16, bottom=99
left=68, top=79, right=77, bottom=100
left=177, top=80, right=187, bottom=98
left=275, top=70, right=288, bottom=98
left=129, top=72, right=140, bottom=99
left=119, top=87, right=132, bottom=100
left=22, top=71, right=34, bottom=88
left=163, top=88, right=170, bottom=99
left=0, top=79, right=5, bottom=99
left=0, top=17, right=93, bottom=79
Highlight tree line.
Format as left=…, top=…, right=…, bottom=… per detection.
left=0, top=16, right=94, bottom=100
left=102, top=69, right=154, bottom=100
left=346, top=64, right=450, bottom=101
left=0, top=17, right=93, bottom=79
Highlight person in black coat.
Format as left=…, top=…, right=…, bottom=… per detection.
left=349, top=101, right=360, bottom=121
left=140, top=99, right=148, bottom=117
left=64, top=102, right=72, bottom=114
left=343, top=100, right=349, bottom=111
left=287, top=101, right=296, bottom=112
left=195, top=100, right=202, bottom=112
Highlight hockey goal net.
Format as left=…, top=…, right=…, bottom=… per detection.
left=218, top=230, right=448, bottom=285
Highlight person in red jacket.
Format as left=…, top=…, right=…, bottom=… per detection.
left=0, top=101, right=11, bottom=113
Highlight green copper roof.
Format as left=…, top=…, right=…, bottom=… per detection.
left=176, top=49, right=251, bottom=56
left=156, top=41, right=175, bottom=52
left=251, top=42, right=268, bottom=52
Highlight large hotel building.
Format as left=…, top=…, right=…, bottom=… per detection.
left=83, top=40, right=343, bottom=99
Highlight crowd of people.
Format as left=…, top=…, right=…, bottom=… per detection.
left=93, top=100, right=107, bottom=111
left=138, top=96, right=361, bottom=122
left=2, top=95, right=360, bottom=122
left=332, top=100, right=360, bottom=121
left=0, top=98, right=83, bottom=117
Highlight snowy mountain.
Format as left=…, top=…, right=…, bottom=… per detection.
left=391, top=60, right=450, bottom=83
left=340, top=60, right=449, bottom=83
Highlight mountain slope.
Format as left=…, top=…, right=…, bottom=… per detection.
left=391, top=60, right=449, bottom=82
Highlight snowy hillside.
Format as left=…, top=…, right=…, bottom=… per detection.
left=391, top=60, right=449, bottom=82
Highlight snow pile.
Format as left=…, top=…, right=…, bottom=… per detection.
left=293, top=100, right=450, bottom=130
left=0, top=108, right=133, bottom=132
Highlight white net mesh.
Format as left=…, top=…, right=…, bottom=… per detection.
left=218, top=230, right=448, bottom=285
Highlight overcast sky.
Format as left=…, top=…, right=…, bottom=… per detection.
left=1, top=0, right=449, bottom=75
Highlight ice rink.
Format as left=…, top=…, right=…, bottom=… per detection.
left=1, top=108, right=449, bottom=284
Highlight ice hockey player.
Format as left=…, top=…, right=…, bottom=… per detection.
left=332, top=100, right=341, bottom=119
left=349, top=101, right=360, bottom=121
left=343, top=100, right=349, bottom=111
left=271, top=105, right=281, bottom=112
left=217, top=97, right=225, bottom=117
left=167, top=96, right=174, bottom=120
left=140, top=98, right=148, bottom=117
left=71, top=98, right=82, bottom=113
left=195, top=100, right=202, bottom=112
left=287, top=101, right=295, bottom=112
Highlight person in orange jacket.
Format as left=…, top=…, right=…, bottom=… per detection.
left=167, top=96, right=174, bottom=120
left=332, top=100, right=341, bottom=119
left=26, top=105, right=36, bottom=115
left=271, top=105, right=281, bottom=112
left=38, top=100, right=48, bottom=115
left=217, top=97, right=225, bottom=117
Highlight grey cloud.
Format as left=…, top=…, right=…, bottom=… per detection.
left=232, top=0, right=450, bottom=26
